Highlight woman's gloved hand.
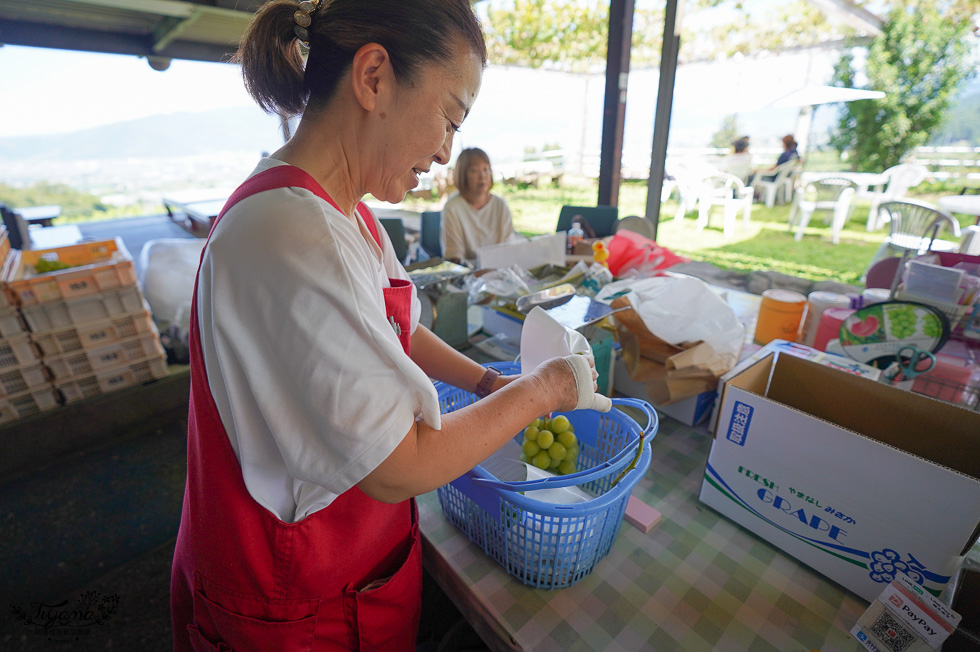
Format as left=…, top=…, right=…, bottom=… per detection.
left=561, top=354, right=612, bottom=412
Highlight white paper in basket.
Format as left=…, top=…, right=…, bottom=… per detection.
left=481, top=439, right=591, bottom=505
left=520, top=306, right=593, bottom=374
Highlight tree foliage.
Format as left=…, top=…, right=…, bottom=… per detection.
left=830, top=1, right=977, bottom=171
left=710, top=115, right=742, bottom=149
left=481, top=0, right=856, bottom=71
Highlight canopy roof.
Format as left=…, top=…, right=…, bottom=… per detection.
left=0, top=0, right=260, bottom=64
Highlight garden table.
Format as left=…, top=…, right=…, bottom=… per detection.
left=938, top=195, right=980, bottom=225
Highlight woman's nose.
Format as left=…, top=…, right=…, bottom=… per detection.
left=434, top=133, right=453, bottom=166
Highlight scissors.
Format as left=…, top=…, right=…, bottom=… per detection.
left=886, top=345, right=936, bottom=384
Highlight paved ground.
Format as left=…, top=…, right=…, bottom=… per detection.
left=0, top=368, right=487, bottom=651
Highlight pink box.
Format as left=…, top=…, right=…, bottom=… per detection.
left=911, top=354, right=976, bottom=405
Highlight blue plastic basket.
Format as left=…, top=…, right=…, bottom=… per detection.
left=434, top=362, right=657, bottom=589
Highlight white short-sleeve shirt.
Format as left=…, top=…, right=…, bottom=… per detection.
left=197, top=159, right=441, bottom=523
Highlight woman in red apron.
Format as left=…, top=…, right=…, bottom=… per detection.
left=172, top=2, right=608, bottom=650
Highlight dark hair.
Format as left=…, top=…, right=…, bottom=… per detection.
left=454, top=148, right=492, bottom=195
left=236, top=0, right=487, bottom=117
left=782, top=134, right=797, bottom=150
left=733, top=137, right=749, bottom=153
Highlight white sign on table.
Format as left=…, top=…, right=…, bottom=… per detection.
left=476, top=233, right=565, bottom=270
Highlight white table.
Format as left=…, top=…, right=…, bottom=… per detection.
left=14, top=204, right=61, bottom=227
left=800, top=171, right=889, bottom=230
left=29, top=224, right=83, bottom=250
left=938, top=195, right=980, bottom=224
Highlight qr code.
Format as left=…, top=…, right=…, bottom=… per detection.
left=869, top=610, right=916, bottom=652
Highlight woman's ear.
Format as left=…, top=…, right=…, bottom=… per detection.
left=350, top=43, right=393, bottom=112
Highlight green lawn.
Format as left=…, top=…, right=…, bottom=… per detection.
left=399, top=177, right=974, bottom=286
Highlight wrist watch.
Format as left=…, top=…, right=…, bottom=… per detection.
left=474, top=366, right=501, bottom=398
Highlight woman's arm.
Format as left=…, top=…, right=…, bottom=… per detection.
left=358, top=357, right=581, bottom=503
left=411, top=323, right=514, bottom=393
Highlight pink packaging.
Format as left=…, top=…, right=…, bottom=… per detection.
left=911, top=353, right=977, bottom=405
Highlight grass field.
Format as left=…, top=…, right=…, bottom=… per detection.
left=400, top=176, right=975, bottom=285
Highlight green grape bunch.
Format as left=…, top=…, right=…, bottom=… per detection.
left=33, top=259, right=73, bottom=274
left=520, top=414, right=579, bottom=476
left=885, top=305, right=919, bottom=339
left=921, top=315, right=943, bottom=339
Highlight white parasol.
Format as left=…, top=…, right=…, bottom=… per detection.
left=767, top=85, right=886, bottom=155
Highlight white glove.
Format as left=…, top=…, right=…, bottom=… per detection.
left=562, top=354, right=612, bottom=413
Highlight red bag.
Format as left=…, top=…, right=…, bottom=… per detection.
left=606, top=230, right=689, bottom=277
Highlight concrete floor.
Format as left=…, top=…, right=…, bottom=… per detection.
left=0, top=369, right=485, bottom=651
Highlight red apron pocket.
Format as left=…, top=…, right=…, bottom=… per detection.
left=191, top=572, right=319, bottom=652
left=343, top=523, right=423, bottom=652
left=186, top=623, right=232, bottom=652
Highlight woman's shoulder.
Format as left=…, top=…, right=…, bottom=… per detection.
left=443, top=193, right=466, bottom=209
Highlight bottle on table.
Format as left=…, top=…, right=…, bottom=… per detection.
left=567, top=218, right=584, bottom=255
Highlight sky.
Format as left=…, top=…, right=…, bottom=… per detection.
left=0, top=45, right=255, bottom=138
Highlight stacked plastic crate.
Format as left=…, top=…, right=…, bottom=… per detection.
left=1, top=237, right=168, bottom=409
left=0, top=229, right=61, bottom=424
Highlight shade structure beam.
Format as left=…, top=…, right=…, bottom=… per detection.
left=644, top=0, right=683, bottom=240
left=597, top=0, right=635, bottom=208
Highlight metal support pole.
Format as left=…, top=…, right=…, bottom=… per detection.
left=645, top=0, right=684, bottom=240
left=597, top=0, right=634, bottom=207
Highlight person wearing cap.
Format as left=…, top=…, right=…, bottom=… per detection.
left=753, top=134, right=801, bottom=183
left=169, top=1, right=611, bottom=650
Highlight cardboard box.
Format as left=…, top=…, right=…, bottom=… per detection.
left=699, top=350, right=980, bottom=603
left=613, top=356, right=716, bottom=427
left=708, top=339, right=882, bottom=433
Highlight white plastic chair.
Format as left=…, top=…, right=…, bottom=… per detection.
left=665, top=160, right=719, bottom=221
left=754, top=159, right=801, bottom=208
left=865, top=163, right=929, bottom=230
left=862, top=200, right=961, bottom=278
left=696, top=173, right=753, bottom=239
left=788, top=177, right=857, bottom=244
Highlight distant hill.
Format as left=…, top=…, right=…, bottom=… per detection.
left=929, top=92, right=980, bottom=146
left=0, top=106, right=284, bottom=160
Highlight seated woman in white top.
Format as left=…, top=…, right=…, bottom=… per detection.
left=441, top=147, right=520, bottom=264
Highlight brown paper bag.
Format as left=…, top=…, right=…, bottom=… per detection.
left=612, top=297, right=722, bottom=405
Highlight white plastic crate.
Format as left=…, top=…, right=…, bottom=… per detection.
left=2, top=238, right=137, bottom=306
left=0, top=305, right=26, bottom=338
left=0, top=386, right=59, bottom=425
left=0, top=363, right=48, bottom=398
left=30, top=310, right=157, bottom=356
left=43, top=333, right=165, bottom=381
left=0, top=334, right=39, bottom=370
left=56, top=354, right=169, bottom=405
left=20, top=285, right=147, bottom=332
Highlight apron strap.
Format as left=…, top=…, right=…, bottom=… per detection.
left=214, top=165, right=383, bottom=249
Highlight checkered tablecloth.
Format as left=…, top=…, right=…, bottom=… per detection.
left=418, top=415, right=869, bottom=651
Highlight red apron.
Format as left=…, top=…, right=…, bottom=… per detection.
left=171, top=165, right=420, bottom=651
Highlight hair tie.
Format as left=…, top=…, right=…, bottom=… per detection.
left=293, top=0, right=321, bottom=44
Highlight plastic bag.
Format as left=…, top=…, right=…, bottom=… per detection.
left=465, top=264, right=533, bottom=303
left=605, top=230, right=688, bottom=277
left=597, top=275, right=744, bottom=372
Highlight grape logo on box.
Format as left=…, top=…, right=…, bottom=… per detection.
left=726, top=401, right=753, bottom=446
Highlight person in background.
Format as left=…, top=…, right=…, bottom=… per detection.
left=170, top=1, right=609, bottom=650
left=441, top=147, right=520, bottom=265
left=719, top=136, right=753, bottom=185
left=753, top=134, right=800, bottom=183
